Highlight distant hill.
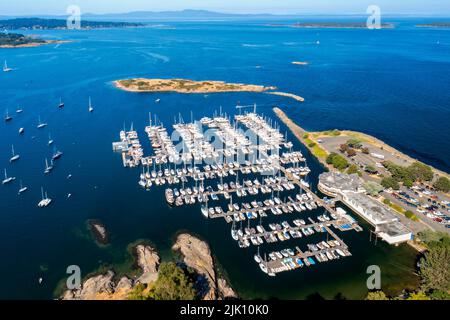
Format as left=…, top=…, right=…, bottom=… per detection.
left=0, top=10, right=374, bottom=23
left=0, top=18, right=144, bottom=30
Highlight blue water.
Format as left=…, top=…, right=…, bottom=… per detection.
left=1, top=18, right=448, bottom=299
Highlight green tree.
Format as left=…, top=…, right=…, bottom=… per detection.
left=346, top=138, right=362, bottom=149
left=433, top=176, right=450, bottom=193
left=381, top=177, right=400, bottom=190
left=366, top=291, right=389, bottom=300
left=403, top=179, right=413, bottom=188
left=418, top=230, right=448, bottom=244
left=428, top=290, right=450, bottom=300
left=419, top=241, right=450, bottom=293
left=128, top=283, right=147, bottom=300
left=148, top=262, right=197, bottom=300
left=408, top=162, right=433, bottom=182
left=332, top=155, right=349, bottom=170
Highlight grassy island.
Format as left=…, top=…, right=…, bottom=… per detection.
left=114, top=78, right=277, bottom=93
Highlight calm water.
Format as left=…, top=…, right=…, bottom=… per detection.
left=2, top=18, right=449, bottom=299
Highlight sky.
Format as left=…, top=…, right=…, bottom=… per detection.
left=1, top=0, right=450, bottom=16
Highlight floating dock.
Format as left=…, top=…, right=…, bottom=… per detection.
left=113, top=111, right=362, bottom=276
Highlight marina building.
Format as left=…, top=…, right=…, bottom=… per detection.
left=319, top=172, right=412, bottom=244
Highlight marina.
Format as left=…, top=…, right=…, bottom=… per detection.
left=113, top=111, right=362, bottom=276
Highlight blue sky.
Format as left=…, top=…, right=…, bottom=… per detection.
left=2, top=0, right=450, bottom=15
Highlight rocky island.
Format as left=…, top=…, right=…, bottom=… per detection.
left=61, top=234, right=236, bottom=300
left=87, top=219, right=109, bottom=245
left=114, top=78, right=276, bottom=94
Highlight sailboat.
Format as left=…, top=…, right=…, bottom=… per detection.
left=44, top=158, right=54, bottom=174
left=4, top=109, right=12, bottom=122
left=37, top=187, right=52, bottom=207
left=9, top=145, right=20, bottom=162
left=155, top=98, right=161, bottom=103
left=18, top=180, right=28, bottom=195
left=3, top=60, right=12, bottom=72
left=88, top=97, right=94, bottom=112
left=19, top=127, right=24, bottom=134
left=37, top=116, right=47, bottom=129
left=58, top=97, right=64, bottom=108
left=48, top=133, right=54, bottom=146
left=52, top=146, right=63, bottom=161
left=16, top=106, right=23, bottom=113
left=2, top=168, right=15, bottom=185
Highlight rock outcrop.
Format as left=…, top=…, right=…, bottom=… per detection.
left=61, top=244, right=159, bottom=300
left=172, top=233, right=237, bottom=300
left=135, top=244, right=160, bottom=284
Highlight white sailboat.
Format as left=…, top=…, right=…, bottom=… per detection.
left=88, top=97, right=94, bottom=112
left=19, top=127, right=24, bottom=134
left=3, top=60, right=12, bottom=72
left=9, top=145, right=20, bottom=162
left=4, top=109, right=12, bottom=122
left=18, top=180, right=28, bottom=194
left=48, top=133, right=54, bottom=146
left=2, top=168, right=15, bottom=185
left=58, top=97, right=64, bottom=108
left=16, top=106, right=23, bottom=113
left=37, top=116, right=47, bottom=129
left=37, top=187, right=52, bottom=207
left=44, top=158, right=53, bottom=174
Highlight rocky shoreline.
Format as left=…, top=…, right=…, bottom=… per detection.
left=172, top=233, right=237, bottom=300
left=61, top=233, right=236, bottom=300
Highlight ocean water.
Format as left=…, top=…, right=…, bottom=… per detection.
left=1, top=18, right=449, bottom=299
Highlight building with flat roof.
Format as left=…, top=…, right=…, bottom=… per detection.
left=319, top=172, right=412, bottom=244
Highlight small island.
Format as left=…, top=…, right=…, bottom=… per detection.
left=0, top=32, right=68, bottom=48
left=0, top=18, right=144, bottom=30
left=416, top=23, right=450, bottom=28
left=292, top=22, right=395, bottom=29
left=114, top=78, right=276, bottom=94
left=87, top=219, right=109, bottom=245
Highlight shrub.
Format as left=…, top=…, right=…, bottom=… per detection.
left=308, top=142, right=316, bottom=148
left=362, top=147, right=370, bottom=154
left=405, top=210, right=418, bottom=221
left=381, top=177, right=400, bottom=190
